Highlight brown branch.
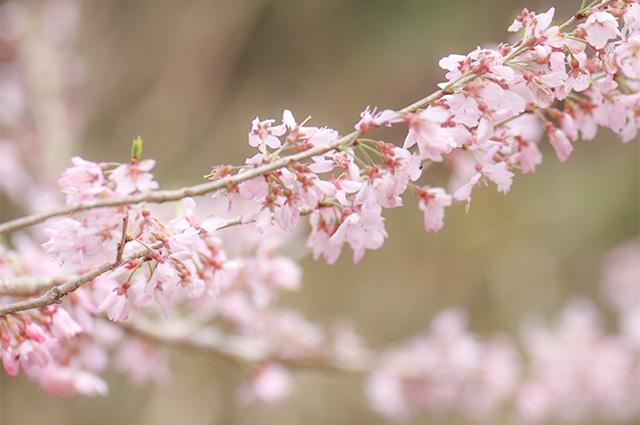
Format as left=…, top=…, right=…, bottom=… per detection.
left=116, top=216, right=129, bottom=263
left=0, top=241, right=163, bottom=317
left=558, top=0, right=617, bottom=32
left=0, top=275, right=76, bottom=297
left=120, top=317, right=375, bottom=374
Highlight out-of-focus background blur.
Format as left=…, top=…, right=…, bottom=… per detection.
left=1, top=0, right=638, bottom=424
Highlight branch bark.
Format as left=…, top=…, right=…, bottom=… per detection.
left=0, top=241, right=163, bottom=317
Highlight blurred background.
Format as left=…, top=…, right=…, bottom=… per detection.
left=1, top=0, right=638, bottom=424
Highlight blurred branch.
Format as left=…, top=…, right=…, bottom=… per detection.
left=0, top=275, right=74, bottom=297
left=121, top=317, right=375, bottom=374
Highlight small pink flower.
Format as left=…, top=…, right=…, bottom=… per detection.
left=546, top=123, right=573, bottom=162
left=355, top=107, right=401, bottom=131
left=108, top=159, right=159, bottom=196
left=73, top=370, right=109, bottom=396
left=171, top=197, right=227, bottom=233
left=23, top=319, right=48, bottom=343
left=306, top=212, right=342, bottom=264
left=1, top=344, right=20, bottom=376
left=140, top=261, right=179, bottom=318
left=417, top=186, right=452, bottom=232
left=249, top=117, right=286, bottom=150
left=19, top=339, right=52, bottom=371
left=580, top=11, right=621, bottom=50
left=238, top=362, right=292, bottom=405
left=42, top=217, right=87, bottom=265
left=58, top=156, right=107, bottom=203
left=614, top=34, right=640, bottom=79
left=453, top=162, right=513, bottom=212
left=113, top=338, right=171, bottom=386
left=516, top=136, right=543, bottom=174
left=238, top=176, right=269, bottom=201
left=330, top=196, right=387, bottom=264
left=403, top=106, right=459, bottom=162
left=49, top=307, right=82, bottom=339
left=508, top=7, right=555, bottom=40
left=97, top=289, right=130, bottom=321
left=483, top=162, right=514, bottom=194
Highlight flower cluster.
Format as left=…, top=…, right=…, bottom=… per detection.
left=364, top=270, right=640, bottom=424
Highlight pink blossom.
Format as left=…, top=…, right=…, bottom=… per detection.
left=171, top=197, right=227, bottom=233
left=113, top=337, right=171, bottom=386
left=453, top=162, right=514, bottom=212
left=49, top=307, right=83, bottom=339
left=614, top=33, right=640, bottom=79
left=108, top=159, right=159, bottom=196
left=580, top=11, right=621, bottom=50
left=238, top=176, right=269, bottom=201
left=248, top=117, right=285, bottom=149
left=330, top=192, right=388, bottom=264
left=355, top=107, right=402, bottom=131
left=23, top=319, right=48, bottom=343
left=365, top=309, right=520, bottom=422
left=97, top=289, right=130, bottom=321
left=483, top=162, right=514, bottom=193
left=522, top=69, right=568, bottom=108
left=19, top=339, right=52, bottom=371
left=403, top=106, right=459, bottom=162
left=622, top=3, right=640, bottom=36
left=1, top=344, right=20, bottom=376
left=508, top=7, right=555, bottom=40
left=42, top=206, right=126, bottom=266
left=307, top=155, right=335, bottom=173
left=601, top=239, right=640, bottom=314
left=439, top=53, right=468, bottom=82
left=136, top=260, right=180, bottom=318
left=305, top=126, right=339, bottom=147
left=546, top=123, right=573, bottom=162
left=57, top=156, right=106, bottom=203
left=72, top=370, right=109, bottom=396
left=282, top=109, right=338, bottom=147
left=453, top=172, right=482, bottom=213
left=42, top=217, right=99, bottom=265
left=517, top=299, right=639, bottom=423
left=516, top=136, right=543, bottom=173
left=238, top=362, right=292, bottom=405
left=417, top=186, right=452, bottom=232
left=306, top=210, right=342, bottom=264
left=443, top=93, right=482, bottom=127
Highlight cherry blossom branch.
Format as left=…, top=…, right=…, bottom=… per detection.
left=0, top=241, right=162, bottom=317
left=0, top=211, right=256, bottom=306
left=0, top=86, right=469, bottom=237
left=120, top=317, right=375, bottom=373
left=0, top=275, right=76, bottom=297
left=560, top=0, right=616, bottom=30
left=0, top=0, right=612, bottom=238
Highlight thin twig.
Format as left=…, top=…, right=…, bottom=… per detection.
left=0, top=275, right=76, bottom=297
left=116, top=216, right=129, bottom=263
left=0, top=241, right=163, bottom=317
